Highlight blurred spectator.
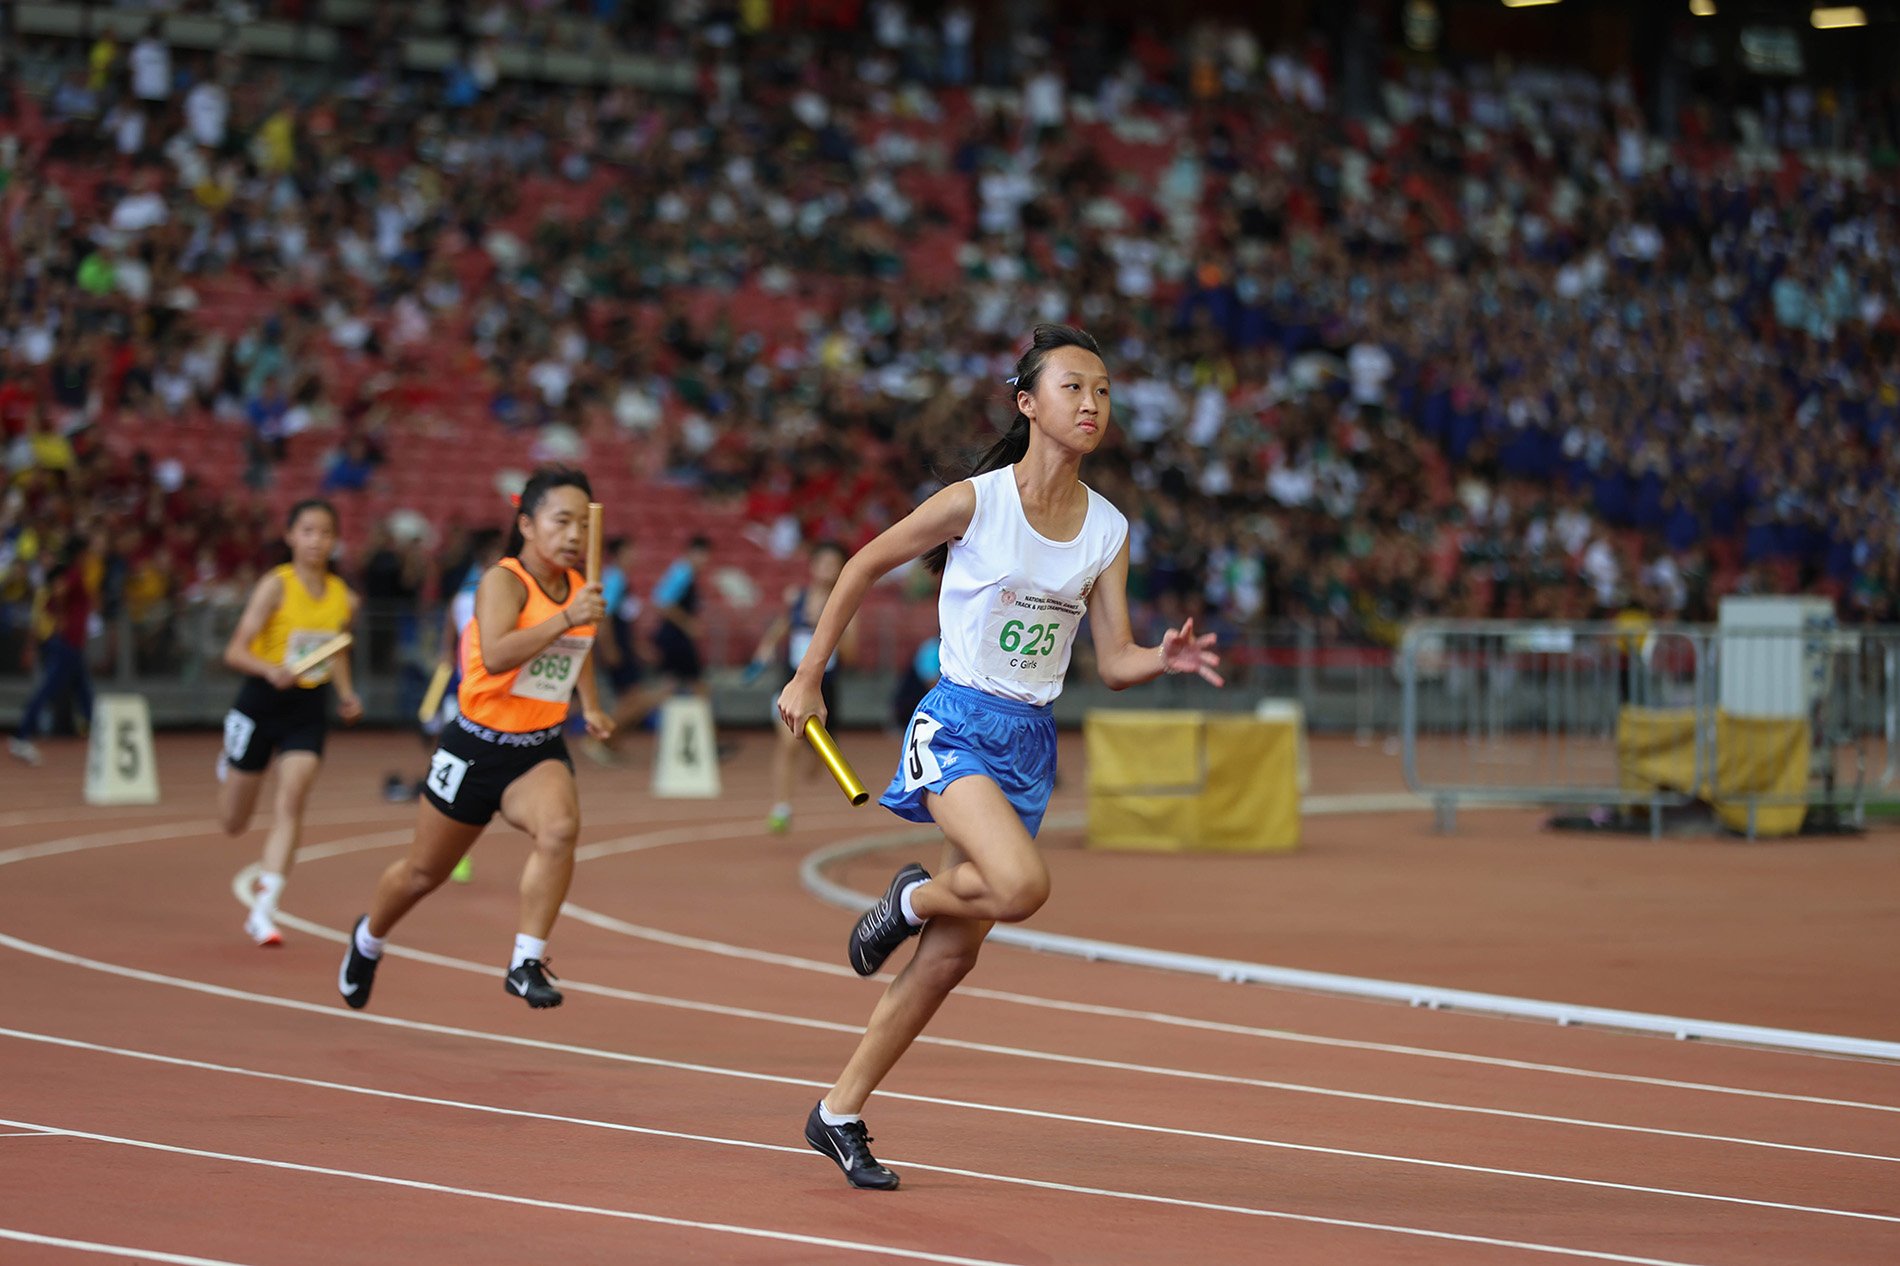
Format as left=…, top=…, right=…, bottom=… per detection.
left=129, top=23, right=172, bottom=105
left=322, top=434, right=379, bottom=494
left=9, top=550, right=96, bottom=765
left=5, top=1, right=1898, bottom=694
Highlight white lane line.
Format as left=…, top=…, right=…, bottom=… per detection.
left=0, top=806, right=196, bottom=829
left=807, top=818, right=1900, bottom=1061
left=0, top=800, right=853, bottom=871
left=279, top=817, right=1900, bottom=1119
left=0, top=1117, right=1725, bottom=1262
left=572, top=813, right=865, bottom=862
left=561, top=900, right=1900, bottom=1117
left=3, top=942, right=1893, bottom=1227
left=245, top=808, right=873, bottom=868
left=281, top=831, right=414, bottom=864
left=16, top=800, right=1897, bottom=1119
left=0, top=1228, right=254, bottom=1265
left=12, top=1023, right=1897, bottom=1253
left=0, top=1118, right=1039, bottom=1266
left=1, top=1025, right=808, bottom=1156
left=0, top=1129, right=61, bottom=1137
left=0, top=808, right=409, bottom=870
left=258, top=891, right=1900, bottom=1167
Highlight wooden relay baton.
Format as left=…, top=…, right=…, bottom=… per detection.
left=586, top=502, right=603, bottom=586
left=286, top=633, right=352, bottom=680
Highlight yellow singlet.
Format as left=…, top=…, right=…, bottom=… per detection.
left=248, top=564, right=351, bottom=688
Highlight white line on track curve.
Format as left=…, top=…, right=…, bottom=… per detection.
left=0, top=1113, right=1732, bottom=1266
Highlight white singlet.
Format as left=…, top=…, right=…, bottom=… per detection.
left=450, top=587, right=478, bottom=639
left=937, top=466, right=1129, bottom=707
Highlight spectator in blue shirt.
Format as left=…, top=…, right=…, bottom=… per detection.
left=584, top=535, right=654, bottom=766
left=592, top=535, right=710, bottom=761
left=650, top=535, right=710, bottom=689
left=322, top=435, right=377, bottom=494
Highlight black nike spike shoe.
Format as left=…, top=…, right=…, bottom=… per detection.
left=505, top=958, right=564, bottom=1008
left=848, top=862, right=930, bottom=976
left=805, top=1102, right=900, bottom=1190
left=338, top=915, right=380, bottom=1010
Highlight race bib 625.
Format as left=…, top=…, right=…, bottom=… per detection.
left=976, top=590, right=1084, bottom=684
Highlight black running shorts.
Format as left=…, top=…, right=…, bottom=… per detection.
left=653, top=622, right=703, bottom=682
left=607, top=619, right=645, bottom=692
left=223, top=677, right=329, bottom=774
left=421, top=713, right=573, bottom=826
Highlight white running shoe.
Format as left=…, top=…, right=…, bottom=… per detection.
left=8, top=737, right=42, bottom=766
left=245, top=907, right=283, bottom=947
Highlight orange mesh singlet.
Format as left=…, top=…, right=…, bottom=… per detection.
left=458, top=558, right=597, bottom=733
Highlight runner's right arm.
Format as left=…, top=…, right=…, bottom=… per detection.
left=222, top=572, right=297, bottom=688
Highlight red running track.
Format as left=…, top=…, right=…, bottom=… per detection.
left=0, top=731, right=1895, bottom=1266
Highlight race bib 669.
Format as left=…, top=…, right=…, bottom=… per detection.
left=511, top=634, right=594, bottom=703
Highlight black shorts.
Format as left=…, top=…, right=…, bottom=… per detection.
left=654, top=622, right=702, bottom=682
left=422, top=713, right=573, bottom=826
left=608, top=619, right=644, bottom=692
left=223, top=677, right=328, bottom=773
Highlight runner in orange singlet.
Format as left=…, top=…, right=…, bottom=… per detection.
left=338, top=466, right=611, bottom=1011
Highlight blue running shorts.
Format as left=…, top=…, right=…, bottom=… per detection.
left=879, top=678, right=1059, bottom=837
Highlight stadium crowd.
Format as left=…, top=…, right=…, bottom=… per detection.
left=5, top=1, right=1900, bottom=690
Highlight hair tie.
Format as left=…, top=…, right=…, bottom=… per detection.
left=509, top=493, right=521, bottom=508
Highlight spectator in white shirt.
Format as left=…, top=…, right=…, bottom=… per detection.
left=1346, top=327, right=1395, bottom=408
left=1022, top=63, right=1065, bottom=143
left=110, top=175, right=169, bottom=235
left=130, top=27, right=171, bottom=102
left=185, top=78, right=229, bottom=150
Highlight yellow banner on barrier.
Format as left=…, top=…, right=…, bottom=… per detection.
left=1085, top=711, right=1300, bottom=853
left=1615, top=707, right=1810, bottom=836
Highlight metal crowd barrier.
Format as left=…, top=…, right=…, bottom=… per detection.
left=1400, top=621, right=1900, bottom=838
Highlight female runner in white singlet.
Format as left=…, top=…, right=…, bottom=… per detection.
left=776, top=324, right=1223, bottom=1189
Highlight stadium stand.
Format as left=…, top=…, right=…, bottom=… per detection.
left=3, top=0, right=1897, bottom=693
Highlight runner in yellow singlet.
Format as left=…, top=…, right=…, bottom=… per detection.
left=219, top=498, right=362, bottom=947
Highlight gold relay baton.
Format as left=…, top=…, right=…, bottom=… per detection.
left=804, top=717, right=868, bottom=806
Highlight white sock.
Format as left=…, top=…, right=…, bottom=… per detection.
left=253, top=872, right=286, bottom=915
left=818, top=1099, right=861, bottom=1126
left=354, top=921, right=385, bottom=959
left=512, top=934, right=547, bottom=970
left=899, top=879, right=927, bottom=928
left=772, top=801, right=793, bottom=818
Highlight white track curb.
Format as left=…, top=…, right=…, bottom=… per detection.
left=799, top=797, right=1900, bottom=1063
